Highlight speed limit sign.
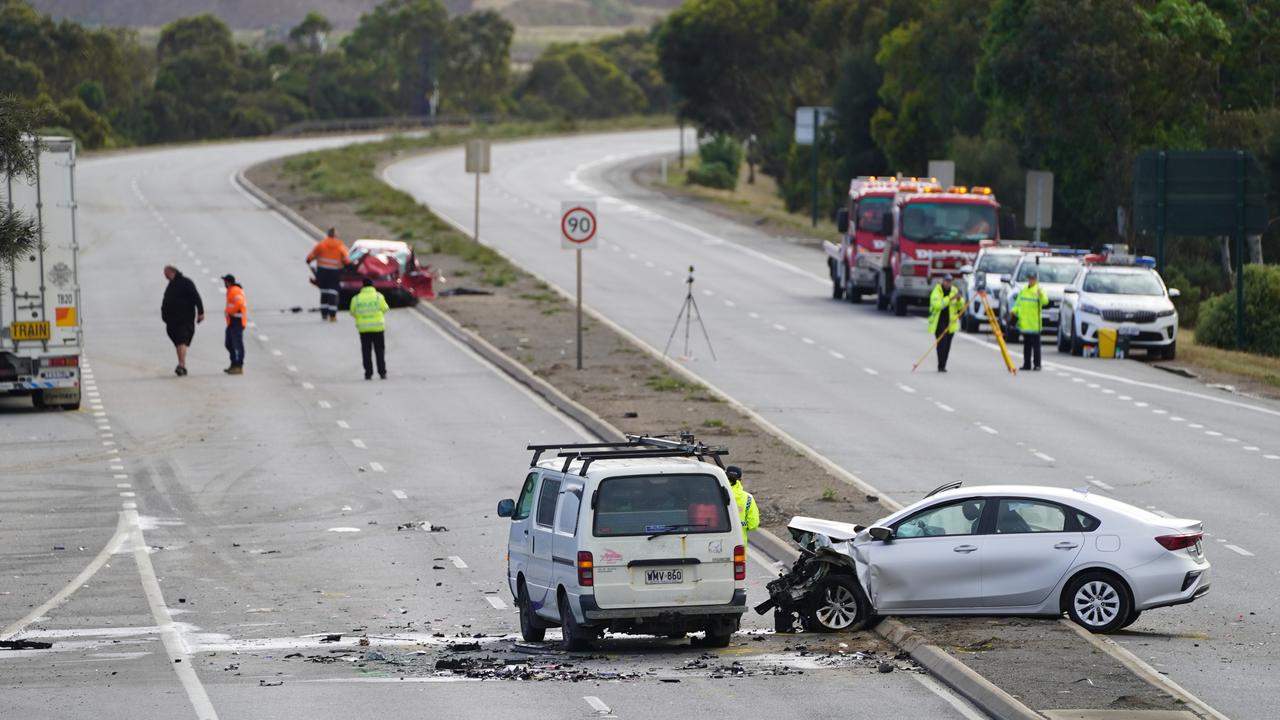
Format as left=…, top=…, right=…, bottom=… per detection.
left=561, top=202, right=598, bottom=249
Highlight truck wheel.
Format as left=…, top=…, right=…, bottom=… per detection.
left=558, top=589, right=592, bottom=651
left=802, top=575, right=873, bottom=632
left=831, top=270, right=843, bottom=300
left=892, top=292, right=907, bottom=317
left=518, top=583, right=546, bottom=642
left=845, top=275, right=862, bottom=304
left=876, top=276, right=890, bottom=311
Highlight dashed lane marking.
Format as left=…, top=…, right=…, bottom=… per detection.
left=935, top=402, right=955, bottom=413
left=1034, top=452, right=1055, bottom=463
left=896, top=383, right=915, bottom=394
left=301, top=382, right=315, bottom=390
left=802, top=337, right=815, bottom=345
left=863, top=367, right=878, bottom=375
left=584, top=696, right=616, bottom=718
left=287, top=365, right=298, bottom=373
left=370, top=462, right=385, bottom=472
left=772, top=323, right=786, bottom=331
left=448, top=556, right=468, bottom=569
left=828, top=350, right=845, bottom=359
left=351, top=439, right=367, bottom=449
left=979, top=425, right=999, bottom=435
left=1225, top=544, right=1255, bottom=557
left=336, top=420, right=350, bottom=429
left=318, top=400, right=332, bottom=409
left=392, top=490, right=407, bottom=500
left=1089, top=479, right=1116, bottom=491
left=485, top=596, right=507, bottom=610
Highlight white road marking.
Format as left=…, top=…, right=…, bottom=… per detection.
left=1170, top=416, right=1185, bottom=422
left=1152, top=409, right=1167, bottom=415
left=1223, top=437, right=1239, bottom=443
left=828, top=350, right=845, bottom=359
left=258, top=334, right=269, bottom=342
left=1118, top=395, right=1132, bottom=401
left=271, top=349, right=282, bottom=356
left=1205, top=430, right=1223, bottom=437
left=1189, top=423, right=1204, bottom=429
left=318, top=400, right=331, bottom=409
left=485, top=596, right=507, bottom=610
left=302, top=382, right=315, bottom=390
left=583, top=696, right=615, bottom=717
left=723, top=299, right=736, bottom=307
left=113, top=474, right=128, bottom=480
left=979, top=425, right=998, bottom=435
left=122, top=502, right=136, bottom=509
left=328, top=527, right=361, bottom=533
left=911, top=672, right=988, bottom=720
left=351, top=439, right=367, bottom=449
left=392, top=490, right=407, bottom=499
left=100, top=433, right=114, bottom=438
left=1134, top=401, right=1149, bottom=408
left=126, top=509, right=221, bottom=719
left=748, top=312, right=760, bottom=319
left=1089, top=479, right=1115, bottom=491
left=801, top=337, right=815, bottom=345
left=1034, top=452, right=1055, bottom=463
left=1224, top=544, right=1255, bottom=557
left=370, top=462, right=385, bottom=472
left=102, top=441, right=115, bottom=446
left=449, top=556, right=468, bottom=569
left=772, top=323, right=786, bottom=331
left=935, top=402, right=955, bottom=413
left=1265, top=455, right=1280, bottom=460
left=702, top=289, right=713, bottom=296
left=287, top=365, right=298, bottom=373
left=116, top=483, right=131, bottom=489
left=1243, top=446, right=1259, bottom=451
left=1087, top=383, right=1099, bottom=388
left=336, top=420, right=350, bottom=429
left=1072, top=377, right=1084, bottom=383
left=120, top=492, right=135, bottom=498
left=896, top=384, right=915, bottom=394
left=863, top=367, right=878, bottom=375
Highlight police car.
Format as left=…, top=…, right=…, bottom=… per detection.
left=997, top=252, right=1085, bottom=341
left=1057, top=254, right=1180, bottom=359
left=960, top=244, right=1022, bottom=332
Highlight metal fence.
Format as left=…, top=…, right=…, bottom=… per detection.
left=274, top=114, right=500, bottom=136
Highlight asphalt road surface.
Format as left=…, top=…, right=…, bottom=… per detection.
left=0, top=136, right=982, bottom=719
left=385, top=129, right=1280, bottom=720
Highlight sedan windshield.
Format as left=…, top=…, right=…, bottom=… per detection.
left=593, top=474, right=730, bottom=537
left=901, top=202, right=997, bottom=243
left=1082, top=271, right=1164, bottom=296
left=1016, top=260, right=1080, bottom=283
left=977, top=253, right=1019, bottom=274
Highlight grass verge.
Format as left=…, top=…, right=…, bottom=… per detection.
left=1181, top=328, right=1280, bottom=389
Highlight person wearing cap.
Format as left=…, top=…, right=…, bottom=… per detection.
left=1012, top=270, right=1049, bottom=371
left=221, top=274, right=247, bottom=374
left=928, top=273, right=965, bottom=372
left=307, top=227, right=349, bottom=321
left=349, top=277, right=390, bottom=380
left=725, top=466, right=759, bottom=546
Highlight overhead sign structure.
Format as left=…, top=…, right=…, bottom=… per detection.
left=1025, top=170, right=1054, bottom=242
left=562, top=201, right=598, bottom=371
left=927, top=160, right=955, bottom=190
left=560, top=202, right=598, bottom=249
left=1133, top=150, right=1270, bottom=349
left=466, top=139, right=491, bottom=243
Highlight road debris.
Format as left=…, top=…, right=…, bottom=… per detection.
left=1, top=640, right=53, bottom=650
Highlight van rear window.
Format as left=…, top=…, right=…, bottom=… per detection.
left=593, top=474, right=731, bottom=537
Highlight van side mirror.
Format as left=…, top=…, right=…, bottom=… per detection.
left=1167, top=288, right=1181, bottom=298
left=497, top=499, right=515, bottom=518
left=836, top=208, right=849, bottom=234
left=868, top=526, right=894, bottom=541
left=880, top=214, right=894, bottom=236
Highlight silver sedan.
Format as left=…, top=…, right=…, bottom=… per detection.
left=761, top=484, right=1210, bottom=633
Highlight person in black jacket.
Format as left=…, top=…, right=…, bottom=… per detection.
left=162, top=265, right=204, bottom=376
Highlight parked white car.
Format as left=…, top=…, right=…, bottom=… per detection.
left=758, top=484, right=1209, bottom=634
left=997, top=254, right=1083, bottom=340
left=1058, top=259, right=1179, bottom=358
left=497, top=436, right=747, bottom=649
left=960, top=246, right=1022, bottom=332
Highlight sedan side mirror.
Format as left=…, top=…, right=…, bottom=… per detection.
left=497, top=499, right=515, bottom=518
left=868, top=526, right=894, bottom=541
left=836, top=208, right=849, bottom=234
left=1063, top=287, right=1078, bottom=294
left=1168, top=288, right=1181, bottom=299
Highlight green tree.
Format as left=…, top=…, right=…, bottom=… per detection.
left=440, top=10, right=514, bottom=114
left=344, top=0, right=449, bottom=116
left=1, top=95, right=40, bottom=267
left=595, top=29, right=668, bottom=114
left=519, top=44, right=645, bottom=119
left=289, top=11, right=332, bottom=55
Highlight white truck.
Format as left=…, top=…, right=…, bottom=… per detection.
left=1, top=136, right=82, bottom=410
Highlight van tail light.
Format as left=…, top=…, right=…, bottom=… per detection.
left=1155, top=533, right=1202, bottom=551
left=733, top=545, right=746, bottom=581
left=577, top=551, right=594, bottom=586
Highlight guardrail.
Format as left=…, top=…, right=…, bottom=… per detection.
left=274, top=113, right=500, bottom=136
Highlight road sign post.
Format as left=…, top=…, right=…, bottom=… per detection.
left=465, top=140, right=491, bottom=242
left=795, top=106, right=833, bottom=228
left=561, top=202, right=598, bottom=370
left=1024, top=170, right=1054, bottom=243
left=927, top=160, right=956, bottom=189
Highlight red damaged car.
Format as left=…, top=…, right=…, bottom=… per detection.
left=320, top=239, right=436, bottom=308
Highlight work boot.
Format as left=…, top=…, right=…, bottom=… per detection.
left=379, top=372, right=387, bottom=380
left=364, top=373, right=372, bottom=380
left=224, top=366, right=243, bottom=375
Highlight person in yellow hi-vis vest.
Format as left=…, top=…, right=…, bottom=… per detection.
left=928, top=273, right=966, bottom=372
left=1013, top=270, right=1050, bottom=371
left=349, top=278, right=390, bottom=380
left=726, top=465, right=759, bottom=545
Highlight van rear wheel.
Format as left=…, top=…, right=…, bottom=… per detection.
left=558, top=590, right=592, bottom=651
left=517, top=583, right=545, bottom=642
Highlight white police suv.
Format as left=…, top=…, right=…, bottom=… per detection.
left=1057, top=255, right=1180, bottom=359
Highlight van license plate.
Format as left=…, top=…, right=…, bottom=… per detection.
left=645, top=569, right=683, bottom=585
left=10, top=321, right=50, bottom=341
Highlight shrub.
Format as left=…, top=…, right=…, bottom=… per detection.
left=1160, top=266, right=1201, bottom=328
left=1194, top=264, right=1280, bottom=356
left=686, top=160, right=736, bottom=189
left=698, top=134, right=743, bottom=172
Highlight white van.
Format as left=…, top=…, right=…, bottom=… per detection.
left=497, top=436, right=748, bottom=650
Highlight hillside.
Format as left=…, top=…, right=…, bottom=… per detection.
left=27, top=0, right=682, bottom=30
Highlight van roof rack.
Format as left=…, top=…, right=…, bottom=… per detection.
left=527, top=433, right=729, bottom=476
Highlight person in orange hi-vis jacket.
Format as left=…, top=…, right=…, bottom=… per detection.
left=307, top=227, right=349, bottom=321
left=221, top=274, right=247, bottom=374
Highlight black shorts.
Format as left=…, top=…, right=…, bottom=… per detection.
left=166, top=323, right=195, bottom=346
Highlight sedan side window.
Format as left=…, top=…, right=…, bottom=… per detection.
left=996, top=499, right=1067, bottom=534
left=535, top=478, right=562, bottom=527
left=513, top=472, right=538, bottom=520
left=894, top=499, right=986, bottom=538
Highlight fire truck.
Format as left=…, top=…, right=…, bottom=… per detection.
left=875, top=184, right=1001, bottom=315
left=825, top=176, right=929, bottom=303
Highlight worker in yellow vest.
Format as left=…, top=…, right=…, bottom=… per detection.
left=1013, top=270, right=1050, bottom=371
left=726, top=466, right=759, bottom=546
left=349, top=278, right=390, bottom=380
left=928, top=274, right=965, bottom=372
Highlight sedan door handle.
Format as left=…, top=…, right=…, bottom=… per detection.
left=1053, top=542, right=1079, bottom=550
left=953, top=545, right=978, bottom=554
